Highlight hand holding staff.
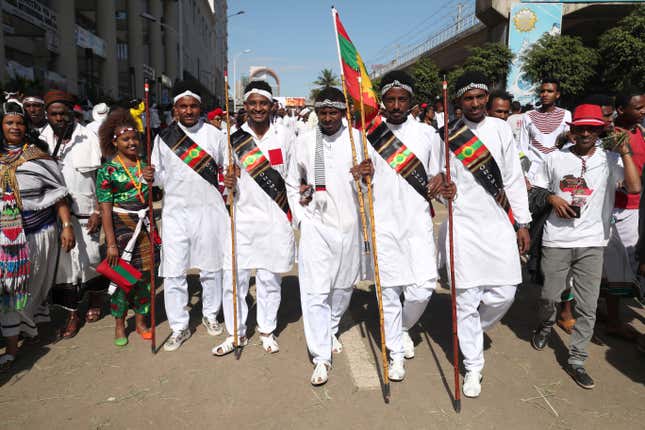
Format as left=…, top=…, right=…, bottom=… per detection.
left=223, top=72, right=241, bottom=357
left=144, top=80, right=157, bottom=354
left=443, top=76, right=461, bottom=412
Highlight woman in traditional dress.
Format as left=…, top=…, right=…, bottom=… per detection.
left=0, top=101, right=74, bottom=370
left=96, top=109, right=156, bottom=346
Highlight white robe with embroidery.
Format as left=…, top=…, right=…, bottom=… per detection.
left=151, top=120, right=229, bottom=277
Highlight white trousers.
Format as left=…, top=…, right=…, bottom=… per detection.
left=222, top=269, right=281, bottom=337
left=301, top=287, right=353, bottom=365
left=456, top=285, right=516, bottom=372
left=381, top=282, right=435, bottom=362
left=163, top=270, right=222, bottom=333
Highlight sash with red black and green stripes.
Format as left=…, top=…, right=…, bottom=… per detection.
left=160, top=122, right=219, bottom=186
left=367, top=121, right=431, bottom=202
left=443, top=119, right=518, bottom=230
left=231, top=129, right=291, bottom=219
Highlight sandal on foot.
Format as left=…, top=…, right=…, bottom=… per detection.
left=114, top=337, right=128, bottom=347
left=260, top=333, right=280, bottom=354
left=557, top=318, right=575, bottom=335
left=212, top=336, right=247, bottom=356
left=85, top=307, right=101, bottom=323
left=332, top=335, right=343, bottom=354
left=310, top=362, right=330, bottom=386
left=136, top=328, right=153, bottom=340
left=606, top=323, right=639, bottom=341
left=0, top=354, right=15, bottom=371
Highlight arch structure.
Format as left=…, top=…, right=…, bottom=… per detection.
left=248, top=66, right=280, bottom=96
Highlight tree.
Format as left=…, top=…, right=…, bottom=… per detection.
left=597, top=5, right=645, bottom=93
left=410, top=56, right=441, bottom=104
left=462, top=42, right=514, bottom=89
left=309, top=68, right=340, bottom=101
left=521, top=34, right=599, bottom=104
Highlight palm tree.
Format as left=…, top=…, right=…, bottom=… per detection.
left=309, top=68, right=340, bottom=101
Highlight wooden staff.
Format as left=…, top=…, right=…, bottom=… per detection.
left=223, top=72, right=240, bottom=356
left=443, top=76, right=461, bottom=412
left=357, top=76, right=390, bottom=402
left=340, top=75, right=370, bottom=255
left=144, top=80, right=157, bottom=354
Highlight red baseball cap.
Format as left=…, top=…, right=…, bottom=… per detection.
left=207, top=108, right=223, bottom=121
left=567, top=104, right=605, bottom=127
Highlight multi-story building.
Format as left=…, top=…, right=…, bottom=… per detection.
left=0, top=0, right=228, bottom=107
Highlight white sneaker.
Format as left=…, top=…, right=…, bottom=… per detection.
left=163, top=329, right=191, bottom=352
left=332, top=335, right=343, bottom=354
left=310, top=362, right=330, bottom=386
left=389, top=359, right=406, bottom=382
left=463, top=371, right=483, bottom=398
left=202, top=317, right=223, bottom=336
left=402, top=331, right=415, bottom=359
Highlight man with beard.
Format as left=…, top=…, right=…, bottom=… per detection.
left=22, top=88, right=48, bottom=136
left=353, top=70, right=454, bottom=381
left=40, top=90, right=104, bottom=337
left=213, top=80, right=295, bottom=357
left=440, top=71, right=531, bottom=398
left=151, top=80, right=231, bottom=351
left=286, top=87, right=362, bottom=385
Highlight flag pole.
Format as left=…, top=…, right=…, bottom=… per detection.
left=443, top=76, right=461, bottom=412
left=144, top=80, right=157, bottom=354
left=357, top=74, right=390, bottom=403
left=331, top=7, right=370, bottom=257
left=224, top=71, right=241, bottom=359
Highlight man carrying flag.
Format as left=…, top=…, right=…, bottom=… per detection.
left=354, top=70, right=454, bottom=381
left=439, top=71, right=531, bottom=398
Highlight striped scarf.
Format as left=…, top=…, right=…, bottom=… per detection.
left=314, top=127, right=326, bottom=191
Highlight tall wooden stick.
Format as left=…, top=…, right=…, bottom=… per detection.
left=144, top=80, right=156, bottom=354
left=223, top=72, right=240, bottom=355
left=357, top=76, right=390, bottom=402
left=443, top=77, right=461, bottom=412
left=340, top=75, right=370, bottom=256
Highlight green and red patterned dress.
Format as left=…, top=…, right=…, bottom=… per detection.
left=96, top=159, right=157, bottom=318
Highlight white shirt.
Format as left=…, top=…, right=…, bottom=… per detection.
left=507, top=113, right=523, bottom=146
left=532, top=146, right=623, bottom=248
left=519, top=107, right=571, bottom=179
left=40, top=123, right=102, bottom=215
left=445, top=116, right=531, bottom=289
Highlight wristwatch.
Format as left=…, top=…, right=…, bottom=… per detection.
left=517, top=223, right=530, bottom=229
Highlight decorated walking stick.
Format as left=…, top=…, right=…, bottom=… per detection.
left=443, top=76, right=461, bottom=412
left=223, top=72, right=241, bottom=358
left=144, top=80, right=157, bottom=354
left=357, top=75, right=391, bottom=402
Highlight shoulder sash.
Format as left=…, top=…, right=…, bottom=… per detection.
left=443, top=119, right=518, bottom=230
left=231, top=129, right=291, bottom=218
left=160, top=123, right=219, bottom=187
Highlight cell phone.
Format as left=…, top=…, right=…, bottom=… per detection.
left=570, top=205, right=581, bottom=218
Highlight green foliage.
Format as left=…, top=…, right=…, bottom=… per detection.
left=462, top=43, right=514, bottom=89
left=521, top=34, right=599, bottom=101
left=597, top=5, right=645, bottom=93
left=410, top=56, right=441, bottom=104
left=310, top=68, right=340, bottom=101
left=446, top=66, right=464, bottom=99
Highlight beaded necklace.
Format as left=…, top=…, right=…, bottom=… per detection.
left=115, top=154, right=145, bottom=203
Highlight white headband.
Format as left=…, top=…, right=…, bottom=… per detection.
left=243, top=88, right=273, bottom=102
left=381, top=80, right=414, bottom=97
left=23, top=96, right=44, bottom=105
left=314, top=99, right=347, bottom=110
left=173, top=90, right=202, bottom=104
left=455, top=83, right=489, bottom=98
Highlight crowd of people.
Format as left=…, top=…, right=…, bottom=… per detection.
left=0, top=69, right=643, bottom=400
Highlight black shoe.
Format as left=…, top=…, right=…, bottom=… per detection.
left=531, top=329, right=549, bottom=350
left=567, top=365, right=595, bottom=389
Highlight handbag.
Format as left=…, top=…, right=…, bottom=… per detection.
left=96, top=258, right=142, bottom=294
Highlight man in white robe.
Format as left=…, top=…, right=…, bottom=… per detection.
left=40, top=90, right=104, bottom=338
left=151, top=80, right=229, bottom=351
left=213, top=81, right=295, bottom=356
left=286, top=87, right=362, bottom=385
left=441, top=71, right=531, bottom=398
left=354, top=70, right=453, bottom=382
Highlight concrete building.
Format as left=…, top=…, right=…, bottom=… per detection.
left=0, top=0, right=228, bottom=106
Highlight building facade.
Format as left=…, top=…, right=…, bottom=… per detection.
left=0, top=0, right=227, bottom=106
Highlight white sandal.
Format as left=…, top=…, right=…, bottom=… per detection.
left=0, top=354, right=15, bottom=371
left=212, top=336, right=247, bottom=356
left=332, top=335, right=343, bottom=354
left=310, top=362, right=330, bottom=386
left=259, top=333, right=280, bottom=354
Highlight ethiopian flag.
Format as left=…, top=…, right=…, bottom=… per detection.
left=332, top=7, right=379, bottom=128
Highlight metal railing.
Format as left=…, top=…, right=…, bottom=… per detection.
left=371, top=12, right=481, bottom=78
